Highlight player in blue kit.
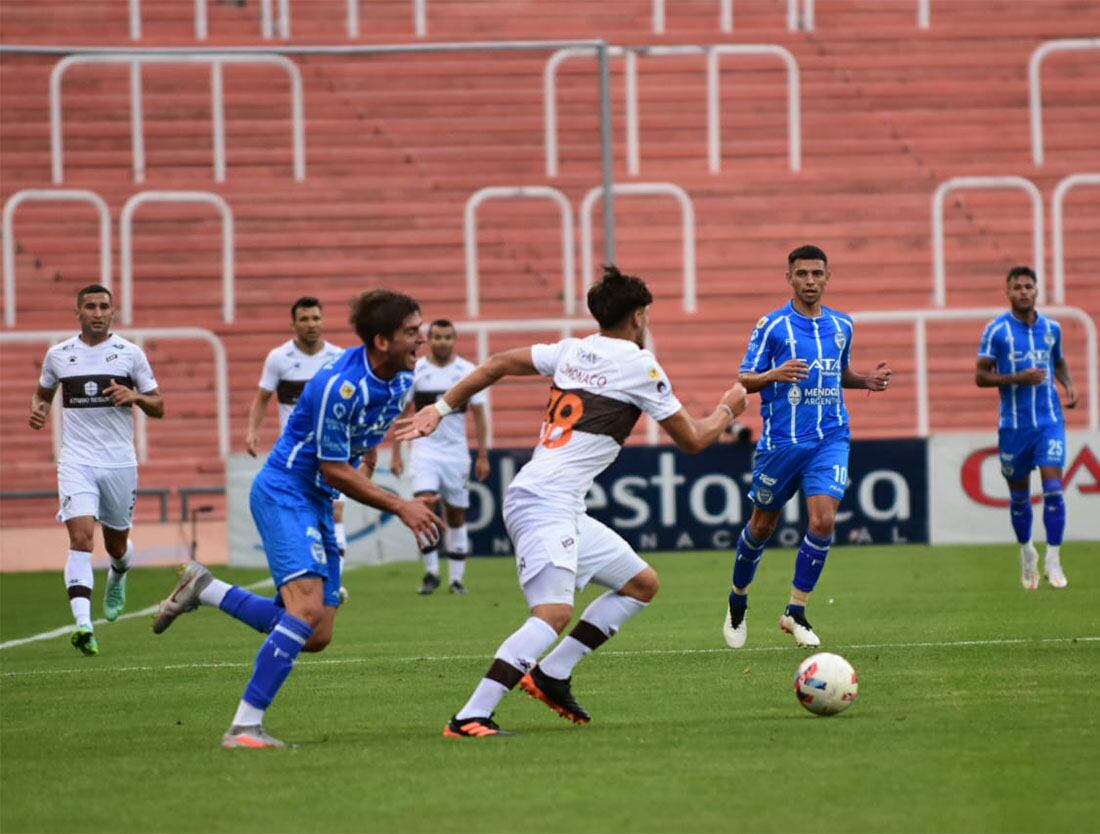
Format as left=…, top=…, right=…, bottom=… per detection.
left=976, top=266, right=1077, bottom=590
left=723, top=245, right=892, bottom=649
left=152, top=290, right=443, bottom=748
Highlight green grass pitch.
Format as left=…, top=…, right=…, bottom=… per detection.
left=2, top=543, right=1098, bottom=833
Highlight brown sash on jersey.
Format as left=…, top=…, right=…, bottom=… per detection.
left=413, top=390, right=468, bottom=413
left=61, top=375, right=134, bottom=409
left=542, top=385, right=641, bottom=447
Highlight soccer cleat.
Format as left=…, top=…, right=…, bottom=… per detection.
left=448, top=580, right=468, bottom=595
left=1044, top=552, right=1068, bottom=589
left=779, top=610, right=821, bottom=648
left=417, top=572, right=441, bottom=595
left=519, top=664, right=591, bottom=725
left=104, top=570, right=128, bottom=622
left=221, top=724, right=285, bottom=749
left=443, top=715, right=512, bottom=738
left=722, top=602, right=748, bottom=649
left=1020, top=544, right=1040, bottom=590
left=152, top=561, right=213, bottom=634
left=71, top=626, right=99, bottom=656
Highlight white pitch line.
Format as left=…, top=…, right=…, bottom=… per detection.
left=2, top=635, right=1097, bottom=679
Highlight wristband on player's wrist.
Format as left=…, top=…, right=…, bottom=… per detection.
left=434, top=398, right=454, bottom=417
left=717, top=403, right=735, bottom=421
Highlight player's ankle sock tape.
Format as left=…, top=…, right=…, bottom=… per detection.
left=792, top=532, right=831, bottom=593
left=221, top=586, right=282, bottom=633
left=1009, top=488, right=1033, bottom=544
left=242, top=613, right=312, bottom=710
left=732, top=528, right=766, bottom=588
left=1042, top=478, right=1065, bottom=547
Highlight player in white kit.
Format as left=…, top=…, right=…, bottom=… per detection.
left=397, top=266, right=747, bottom=737
left=29, top=284, right=164, bottom=655
left=394, top=320, right=490, bottom=595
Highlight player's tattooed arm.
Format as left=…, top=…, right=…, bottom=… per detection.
left=28, top=385, right=56, bottom=430
left=975, top=357, right=1045, bottom=388
left=1054, top=358, right=1078, bottom=408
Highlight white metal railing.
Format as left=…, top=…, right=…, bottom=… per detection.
left=579, top=183, right=696, bottom=313
left=932, top=176, right=1045, bottom=307
left=264, top=0, right=428, bottom=38
left=0, top=327, right=230, bottom=461
left=464, top=187, right=576, bottom=318
left=652, top=0, right=732, bottom=34
left=545, top=44, right=800, bottom=177
left=129, top=0, right=210, bottom=40
left=1029, top=38, right=1100, bottom=166
left=119, top=191, right=235, bottom=326
left=3, top=190, right=112, bottom=328
left=452, top=317, right=662, bottom=446
left=790, top=0, right=930, bottom=30
left=853, top=307, right=1097, bottom=436
left=50, top=53, right=305, bottom=184
left=1051, top=173, right=1100, bottom=306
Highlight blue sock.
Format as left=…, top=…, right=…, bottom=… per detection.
left=732, top=528, right=767, bottom=589
left=1042, top=477, right=1065, bottom=546
left=242, top=613, right=313, bottom=710
left=729, top=590, right=748, bottom=610
left=1009, top=488, right=1033, bottom=544
left=785, top=603, right=806, bottom=618
left=792, top=532, right=831, bottom=593
left=220, top=586, right=282, bottom=634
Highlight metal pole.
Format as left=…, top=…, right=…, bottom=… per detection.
left=597, top=41, right=616, bottom=266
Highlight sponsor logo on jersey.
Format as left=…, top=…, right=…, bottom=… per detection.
left=560, top=536, right=575, bottom=550
left=787, top=386, right=802, bottom=405
left=332, top=403, right=347, bottom=419
left=68, top=355, right=78, bottom=364
left=84, top=381, right=98, bottom=397
left=656, top=381, right=668, bottom=394
left=105, top=353, right=118, bottom=363
left=760, top=473, right=778, bottom=486
left=339, top=380, right=356, bottom=399
left=647, top=367, right=661, bottom=381
left=561, top=361, right=609, bottom=388
left=756, top=316, right=769, bottom=329
left=807, top=358, right=842, bottom=375
left=1010, top=349, right=1052, bottom=364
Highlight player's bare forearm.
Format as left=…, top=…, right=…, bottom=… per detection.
left=471, top=403, right=490, bottom=456
left=28, top=386, right=56, bottom=430
left=842, top=363, right=891, bottom=392
left=441, top=348, right=539, bottom=411
left=660, top=384, right=747, bottom=454
left=1055, top=359, right=1078, bottom=407
left=135, top=391, right=165, bottom=419
left=320, top=461, right=403, bottom=514
left=246, top=389, right=273, bottom=436
left=738, top=371, right=773, bottom=394
left=975, top=358, right=1042, bottom=388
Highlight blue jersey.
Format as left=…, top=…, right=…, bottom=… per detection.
left=264, top=346, right=414, bottom=499
left=741, top=301, right=854, bottom=449
left=977, top=311, right=1064, bottom=430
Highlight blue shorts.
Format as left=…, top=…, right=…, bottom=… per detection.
left=250, top=469, right=343, bottom=607
left=749, top=432, right=851, bottom=509
left=998, top=424, right=1066, bottom=482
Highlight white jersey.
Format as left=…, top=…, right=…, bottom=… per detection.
left=39, top=334, right=159, bottom=468
left=508, top=334, right=683, bottom=514
left=258, top=339, right=344, bottom=428
left=410, top=355, right=487, bottom=462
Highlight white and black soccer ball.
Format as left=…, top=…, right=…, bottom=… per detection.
left=794, top=652, right=858, bottom=716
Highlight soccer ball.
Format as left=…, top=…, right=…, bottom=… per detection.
left=794, top=652, right=858, bottom=716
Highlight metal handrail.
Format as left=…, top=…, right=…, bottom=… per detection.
left=345, top=0, right=427, bottom=37
left=652, top=0, right=732, bottom=33
left=464, top=187, right=576, bottom=318
left=932, top=176, right=1045, bottom=307
left=119, top=191, right=236, bottom=326
left=545, top=44, right=800, bottom=177
left=1029, top=38, right=1100, bottom=166
left=579, top=183, right=696, bottom=313
left=791, top=0, right=930, bottom=30
left=0, top=327, right=230, bottom=460
left=3, top=189, right=112, bottom=328
left=50, top=52, right=305, bottom=184
left=1051, top=173, right=1100, bottom=306
left=853, top=306, right=1097, bottom=435
left=128, top=0, right=209, bottom=40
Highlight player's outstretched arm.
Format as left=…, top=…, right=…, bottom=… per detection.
left=471, top=402, right=491, bottom=481
left=245, top=387, right=274, bottom=456
left=319, top=460, right=443, bottom=544
left=739, top=359, right=809, bottom=393
left=659, top=383, right=748, bottom=454
left=1055, top=358, right=1078, bottom=408
left=28, top=385, right=56, bottom=430
left=975, top=357, right=1045, bottom=388
left=395, top=346, right=539, bottom=440
left=842, top=361, right=892, bottom=391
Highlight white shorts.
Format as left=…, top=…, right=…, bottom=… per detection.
left=410, top=454, right=471, bottom=509
left=504, top=489, right=648, bottom=606
left=57, top=462, right=137, bottom=530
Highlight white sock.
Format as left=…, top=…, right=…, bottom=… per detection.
left=232, top=700, right=265, bottom=727
left=108, top=539, right=133, bottom=583
left=455, top=617, right=559, bottom=720
left=199, top=577, right=232, bottom=608
left=1045, top=544, right=1061, bottom=561
left=540, top=592, right=648, bottom=680
left=445, top=526, right=468, bottom=583
left=65, top=549, right=94, bottom=628
left=334, top=522, right=347, bottom=553
left=422, top=549, right=439, bottom=576
left=448, top=557, right=466, bottom=584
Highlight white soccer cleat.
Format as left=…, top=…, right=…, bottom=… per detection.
left=722, top=605, right=747, bottom=649
left=222, top=724, right=285, bottom=749
left=1020, top=544, right=1040, bottom=590
left=779, top=613, right=821, bottom=648
left=1044, top=552, right=1068, bottom=589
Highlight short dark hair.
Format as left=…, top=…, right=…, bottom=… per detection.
left=587, top=265, right=653, bottom=329
left=429, top=319, right=455, bottom=334
left=349, top=290, right=420, bottom=348
left=788, top=244, right=828, bottom=266
left=77, top=284, right=112, bottom=304
left=1006, top=265, right=1037, bottom=284
left=291, top=296, right=322, bottom=318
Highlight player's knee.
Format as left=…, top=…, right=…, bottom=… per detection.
left=536, top=605, right=573, bottom=633
left=807, top=509, right=836, bottom=539
left=68, top=532, right=95, bottom=552
left=288, top=602, right=325, bottom=630
left=621, top=567, right=660, bottom=603
left=749, top=515, right=778, bottom=542
left=303, top=630, right=332, bottom=653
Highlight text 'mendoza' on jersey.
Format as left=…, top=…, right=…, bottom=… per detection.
left=740, top=301, right=854, bottom=450
left=508, top=334, right=683, bottom=514
left=978, top=311, right=1064, bottom=430
left=410, top=355, right=487, bottom=462
left=39, top=334, right=159, bottom=468
left=258, top=339, right=344, bottom=430
left=265, top=346, right=413, bottom=499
